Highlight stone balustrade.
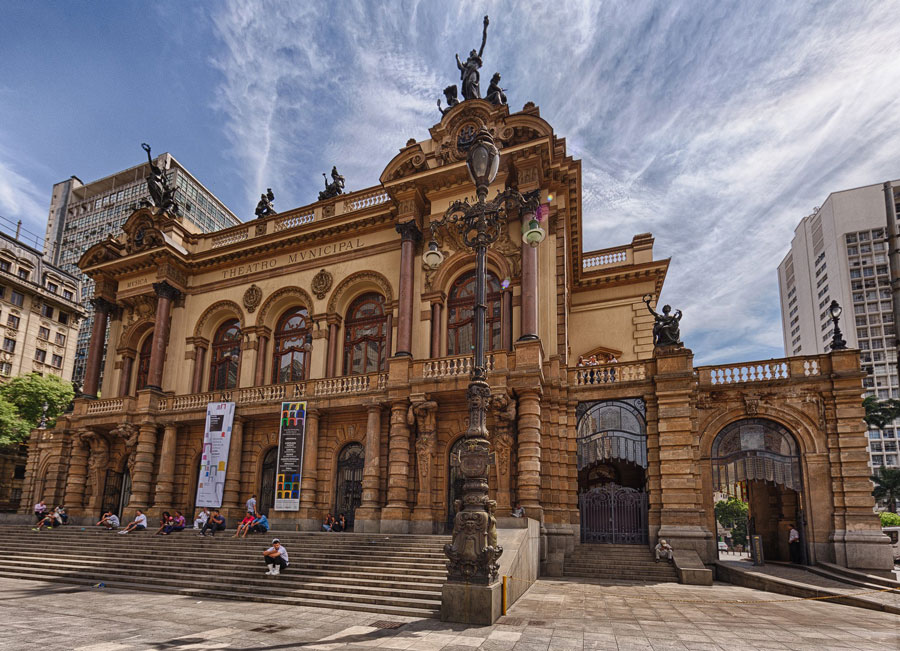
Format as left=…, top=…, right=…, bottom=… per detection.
left=582, top=246, right=630, bottom=271
left=210, top=228, right=249, bottom=249
left=273, top=211, right=314, bottom=232
left=343, top=189, right=390, bottom=212
left=571, top=361, right=648, bottom=386
left=313, top=372, right=386, bottom=396
left=697, top=355, right=824, bottom=386
left=422, top=354, right=496, bottom=379
left=85, top=398, right=125, bottom=415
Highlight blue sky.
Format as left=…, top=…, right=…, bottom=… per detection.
left=2, top=1, right=900, bottom=365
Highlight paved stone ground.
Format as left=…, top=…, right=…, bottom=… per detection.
left=0, top=576, right=897, bottom=650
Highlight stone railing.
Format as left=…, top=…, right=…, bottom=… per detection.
left=582, top=246, right=630, bottom=271
left=422, top=354, right=496, bottom=379
left=273, top=211, right=314, bottom=232
left=313, top=372, right=386, bottom=396
left=343, top=189, right=390, bottom=212
left=85, top=398, right=125, bottom=415
left=210, top=228, right=250, bottom=249
left=697, top=356, right=824, bottom=386
left=570, top=361, right=649, bottom=386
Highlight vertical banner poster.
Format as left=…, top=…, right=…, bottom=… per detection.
left=275, top=401, right=307, bottom=511
left=195, top=402, right=236, bottom=507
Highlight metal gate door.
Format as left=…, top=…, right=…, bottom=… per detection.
left=580, top=483, right=648, bottom=544
left=100, top=470, right=123, bottom=518
left=334, top=443, right=364, bottom=528
left=259, top=447, right=277, bottom=516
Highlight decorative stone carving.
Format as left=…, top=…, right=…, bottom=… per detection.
left=243, top=284, right=262, bottom=313
left=326, top=271, right=393, bottom=314
left=409, top=399, right=438, bottom=508
left=311, top=269, right=333, bottom=300
left=255, top=221, right=267, bottom=236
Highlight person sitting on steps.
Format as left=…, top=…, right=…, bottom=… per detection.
left=198, top=509, right=226, bottom=537
left=654, top=539, right=674, bottom=563
left=322, top=513, right=335, bottom=532
left=96, top=511, right=120, bottom=530
left=233, top=511, right=255, bottom=538
left=263, top=538, right=289, bottom=575
left=193, top=507, right=209, bottom=530
left=334, top=513, right=346, bottom=532
left=154, top=511, right=173, bottom=535
left=249, top=512, right=269, bottom=535
left=119, top=510, right=148, bottom=534
left=162, top=510, right=186, bottom=535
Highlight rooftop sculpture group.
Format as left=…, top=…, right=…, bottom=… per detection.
left=438, top=15, right=508, bottom=115
left=140, top=143, right=179, bottom=215
left=644, top=294, right=684, bottom=348
left=319, top=166, right=345, bottom=201
left=254, top=188, right=276, bottom=218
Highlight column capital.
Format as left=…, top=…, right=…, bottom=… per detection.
left=90, top=297, right=116, bottom=314
left=152, top=281, right=181, bottom=301
left=395, top=220, right=422, bottom=243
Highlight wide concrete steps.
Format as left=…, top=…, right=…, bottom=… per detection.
left=564, top=543, right=679, bottom=583
left=0, top=527, right=451, bottom=617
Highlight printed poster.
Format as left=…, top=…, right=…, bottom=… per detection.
left=195, top=402, right=236, bottom=507
left=275, top=401, right=306, bottom=511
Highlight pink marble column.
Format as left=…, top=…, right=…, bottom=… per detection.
left=394, top=221, right=421, bottom=357
left=83, top=298, right=114, bottom=398
left=146, top=282, right=180, bottom=390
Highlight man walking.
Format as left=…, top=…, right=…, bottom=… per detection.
left=246, top=495, right=257, bottom=517
left=263, top=538, right=289, bottom=575
left=788, top=524, right=801, bottom=564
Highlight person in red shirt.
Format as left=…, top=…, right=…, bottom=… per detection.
left=233, top=511, right=256, bottom=538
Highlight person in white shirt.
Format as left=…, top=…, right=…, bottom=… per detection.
left=33, top=500, right=47, bottom=522
left=511, top=503, right=525, bottom=518
left=119, top=510, right=148, bottom=534
left=246, top=495, right=257, bottom=517
left=654, top=539, right=674, bottom=562
left=96, top=512, right=120, bottom=530
left=788, top=524, right=801, bottom=564
left=263, top=538, right=289, bottom=575
left=193, top=507, right=210, bottom=530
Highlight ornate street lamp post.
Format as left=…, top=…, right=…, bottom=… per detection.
left=426, top=128, right=543, bottom=588
left=829, top=300, right=847, bottom=351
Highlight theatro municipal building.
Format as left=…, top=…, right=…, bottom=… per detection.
left=18, top=99, right=893, bottom=574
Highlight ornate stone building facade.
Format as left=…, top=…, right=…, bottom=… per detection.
left=19, top=101, right=892, bottom=573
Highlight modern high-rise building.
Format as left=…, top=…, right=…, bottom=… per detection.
left=777, top=180, right=900, bottom=470
left=44, top=153, right=242, bottom=385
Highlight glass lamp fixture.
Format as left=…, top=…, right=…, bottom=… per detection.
left=423, top=240, right=444, bottom=269
left=829, top=300, right=842, bottom=320
left=522, top=218, right=546, bottom=248
left=466, top=128, right=500, bottom=198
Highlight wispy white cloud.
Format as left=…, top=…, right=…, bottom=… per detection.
left=0, top=141, right=47, bottom=244
left=209, top=1, right=900, bottom=364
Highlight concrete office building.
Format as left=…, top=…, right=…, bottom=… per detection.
left=44, top=154, right=242, bottom=385
left=778, top=181, right=900, bottom=469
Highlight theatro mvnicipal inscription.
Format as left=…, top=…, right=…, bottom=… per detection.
left=221, top=238, right=365, bottom=280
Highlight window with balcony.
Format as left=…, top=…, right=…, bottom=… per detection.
left=447, top=271, right=502, bottom=356
left=343, top=293, right=387, bottom=375
left=272, top=308, right=309, bottom=384
left=209, top=319, right=241, bottom=390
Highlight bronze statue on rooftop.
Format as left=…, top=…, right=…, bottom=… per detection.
left=644, top=294, right=683, bottom=348
left=456, top=16, right=489, bottom=101
left=318, top=166, right=345, bottom=201
left=140, top=143, right=179, bottom=215
left=254, top=188, right=276, bottom=218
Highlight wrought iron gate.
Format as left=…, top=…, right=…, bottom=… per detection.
left=334, top=443, right=364, bottom=528
left=579, top=483, right=648, bottom=544
left=100, top=469, right=130, bottom=518
left=259, top=447, right=277, bottom=515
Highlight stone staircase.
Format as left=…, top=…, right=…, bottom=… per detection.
left=0, top=526, right=450, bottom=617
left=564, top=543, right=679, bottom=583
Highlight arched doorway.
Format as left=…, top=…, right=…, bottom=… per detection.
left=259, top=447, right=277, bottom=516
left=576, top=399, right=648, bottom=544
left=333, top=443, right=364, bottom=529
left=711, top=418, right=805, bottom=563
left=446, top=437, right=467, bottom=530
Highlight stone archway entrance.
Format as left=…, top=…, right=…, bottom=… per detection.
left=711, top=418, right=805, bottom=563
left=576, top=399, right=648, bottom=544
left=334, top=443, right=364, bottom=529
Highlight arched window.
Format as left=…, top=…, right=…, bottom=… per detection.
left=209, top=319, right=241, bottom=390
left=343, top=293, right=387, bottom=375
left=272, top=307, right=309, bottom=383
left=134, top=333, right=153, bottom=392
left=447, top=271, right=502, bottom=356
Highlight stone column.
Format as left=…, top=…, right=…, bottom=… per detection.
left=490, top=394, right=516, bottom=513
left=381, top=400, right=411, bottom=532
left=326, top=318, right=340, bottom=377
left=125, top=423, right=158, bottom=516
left=516, top=389, right=543, bottom=519
left=355, top=403, right=383, bottom=532
left=63, top=431, right=91, bottom=515
left=519, top=238, right=539, bottom=341
left=221, top=418, right=244, bottom=517
left=298, top=408, right=320, bottom=528
left=83, top=298, right=114, bottom=398
left=151, top=424, right=178, bottom=514
left=118, top=352, right=135, bottom=397
left=146, top=282, right=180, bottom=391
left=411, top=399, right=437, bottom=533
left=255, top=335, right=268, bottom=386
left=653, top=346, right=713, bottom=560
left=430, top=302, right=442, bottom=358
left=395, top=221, right=422, bottom=357
left=191, top=342, right=207, bottom=394
left=18, top=428, right=42, bottom=513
